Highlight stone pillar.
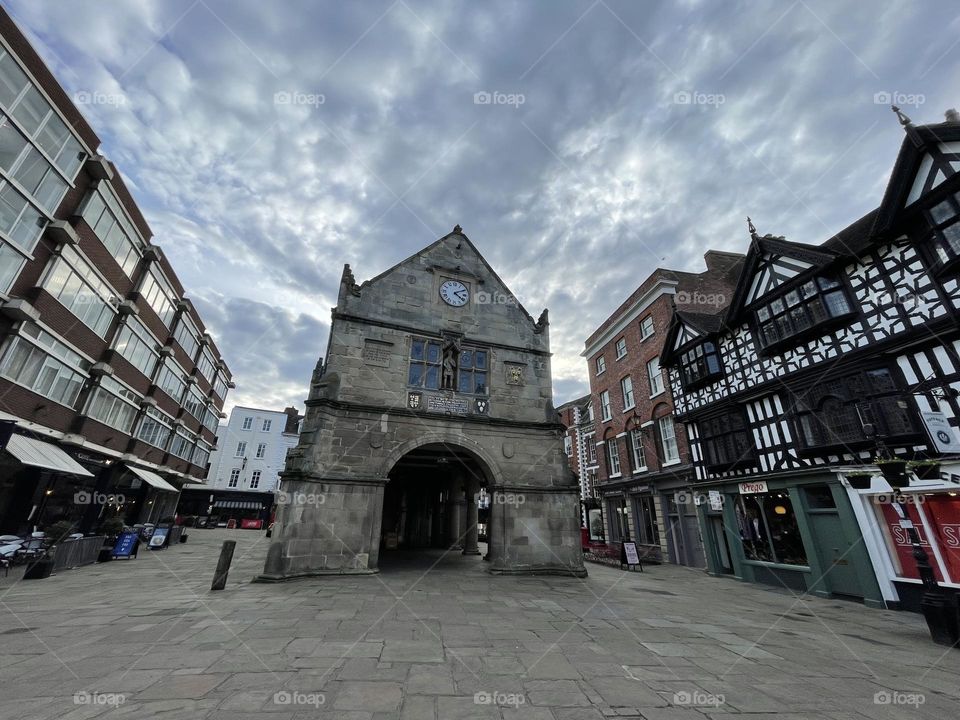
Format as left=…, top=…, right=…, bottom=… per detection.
left=462, top=481, right=481, bottom=556
left=447, top=495, right=463, bottom=550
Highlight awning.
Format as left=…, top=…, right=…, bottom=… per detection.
left=126, top=465, right=178, bottom=492
left=213, top=500, right=261, bottom=510
left=4, top=435, right=93, bottom=476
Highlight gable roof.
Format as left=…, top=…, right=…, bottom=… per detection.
left=871, top=119, right=960, bottom=237
left=724, top=231, right=838, bottom=319
left=360, top=225, right=540, bottom=327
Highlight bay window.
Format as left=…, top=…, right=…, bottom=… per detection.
left=136, top=407, right=173, bottom=449
left=173, top=315, right=200, bottom=359
left=927, top=192, right=960, bottom=268
left=169, top=429, right=196, bottom=462
left=0, top=322, right=89, bottom=406
left=678, top=340, right=723, bottom=389
left=698, top=410, right=756, bottom=470
left=155, top=359, right=187, bottom=402
left=139, top=268, right=177, bottom=326
left=42, top=246, right=118, bottom=337
left=183, top=384, right=206, bottom=420
left=754, top=276, right=854, bottom=350
left=195, top=347, right=216, bottom=382
left=113, top=316, right=160, bottom=378
left=84, top=375, right=141, bottom=433
left=79, top=187, right=143, bottom=277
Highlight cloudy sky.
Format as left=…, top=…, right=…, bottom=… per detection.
left=9, top=0, right=960, bottom=413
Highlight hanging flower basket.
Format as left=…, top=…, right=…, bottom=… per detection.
left=875, top=458, right=910, bottom=489
left=846, top=472, right=873, bottom=490
left=908, top=460, right=941, bottom=480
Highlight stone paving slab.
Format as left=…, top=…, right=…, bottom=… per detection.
left=1, top=529, right=958, bottom=719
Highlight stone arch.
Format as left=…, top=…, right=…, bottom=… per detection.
left=378, top=431, right=504, bottom=486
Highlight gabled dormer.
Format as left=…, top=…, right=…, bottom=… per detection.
left=725, top=220, right=856, bottom=355
left=872, top=107, right=960, bottom=238
left=661, top=311, right=726, bottom=390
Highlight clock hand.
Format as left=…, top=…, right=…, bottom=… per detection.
left=455, top=290, right=467, bottom=300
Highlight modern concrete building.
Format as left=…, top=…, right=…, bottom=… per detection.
left=0, top=8, right=231, bottom=535
left=260, top=226, right=586, bottom=579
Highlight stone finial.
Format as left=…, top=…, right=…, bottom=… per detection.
left=747, top=216, right=758, bottom=241
left=945, top=108, right=960, bottom=123
left=535, top=308, right=549, bottom=333
left=341, top=263, right=361, bottom=296
left=453, top=224, right=463, bottom=235
left=892, top=105, right=913, bottom=127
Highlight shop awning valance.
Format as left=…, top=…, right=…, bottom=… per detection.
left=213, top=500, right=261, bottom=510
left=4, top=435, right=93, bottom=477
left=126, top=465, right=178, bottom=492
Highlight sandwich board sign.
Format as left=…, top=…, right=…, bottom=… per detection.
left=113, top=531, right=139, bottom=559
left=621, top=541, right=643, bottom=571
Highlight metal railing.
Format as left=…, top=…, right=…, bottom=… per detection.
left=51, top=536, right=105, bottom=572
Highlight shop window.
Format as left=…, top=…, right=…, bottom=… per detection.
left=803, top=485, right=837, bottom=510
left=636, top=494, right=659, bottom=545
left=609, top=496, right=631, bottom=541
left=875, top=496, right=958, bottom=583
left=793, top=368, right=920, bottom=451
left=754, top=275, right=854, bottom=351
left=587, top=506, right=604, bottom=541
left=735, top=491, right=808, bottom=566
left=699, top=410, right=756, bottom=470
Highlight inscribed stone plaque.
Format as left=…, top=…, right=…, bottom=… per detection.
left=426, top=395, right=469, bottom=414
left=362, top=339, right=392, bottom=367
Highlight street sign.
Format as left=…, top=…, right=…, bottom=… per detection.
left=112, top=531, right=139, bottom=559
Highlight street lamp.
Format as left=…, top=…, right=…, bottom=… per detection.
left=864, top=423, right=959, bottom=647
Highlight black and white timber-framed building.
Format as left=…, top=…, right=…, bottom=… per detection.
left=662, top=108, right=960, bottom=611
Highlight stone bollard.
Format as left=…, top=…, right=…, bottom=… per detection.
left=210, top=540, right=236, bottom=591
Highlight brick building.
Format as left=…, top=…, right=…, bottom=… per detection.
left=0, top=9, right=231, bottom=535
left=581, top=251, right=742, bottom=566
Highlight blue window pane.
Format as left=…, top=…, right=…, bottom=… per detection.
left=475, top=351, right=487, bottom=369
left=408, top=364, right=423, bottom=386
left=458, top=371, right=472, bottom=393
left=425, top=365, right=439, bottom=389
left=411, top=340, right=424, bottom=360
left=475, top=372, right=486, bottom=394
left=427, top=342, right=441, bottom=363
left=460, top=350, right=473, bottom=369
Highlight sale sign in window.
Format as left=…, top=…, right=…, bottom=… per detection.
left=875, top=500, right=946, bottom=583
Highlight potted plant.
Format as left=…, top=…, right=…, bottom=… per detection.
left=875, top=457, right=910, bottom=489
left=97, top=518, right=126, bottom=562
left=909, top=459, right=942, bottom=480
left=45, top=520, right=77, bottom=545
left=846, top=472, right=873, bottom=490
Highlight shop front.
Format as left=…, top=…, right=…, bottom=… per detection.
left=697, top=472, right=885, bottom=608
left=177, top=486, right=273, bottom=528
left=844, top=467, right=960, bottom=612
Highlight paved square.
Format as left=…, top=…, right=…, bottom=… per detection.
left=1, top=530, right=957, bottom=718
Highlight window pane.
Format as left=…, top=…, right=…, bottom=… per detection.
left=474, top=372, right=486, bottom=394
left=930, top=199, right=956, bottom=225
left=459, top=350, right=473, bottom=369
left=408, top=363, right=423, bottom=386
left=475, top=351, right=487, bottom=369
left=426, top=342, right=441, bottom=363
left=410, top=339, right=424, bottom=360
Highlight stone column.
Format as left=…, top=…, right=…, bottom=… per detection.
left=447, top=494, right=463, bottom=550
left=462, top=480, right=481, bottom=556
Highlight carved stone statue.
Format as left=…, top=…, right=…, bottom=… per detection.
left=441, top=339, right=459, bottom=390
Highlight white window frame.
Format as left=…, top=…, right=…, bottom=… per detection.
left=658, top=415, right=680, bottom=464
left=136, top=406, right=173, bottom=450
left=647, top=357, right=664, bottom=397
left=242, top=416, right=253, bottom=430
left=595, top=356, right=605, bottom=375
left=112, top=316, right=160, bottom=379
left=0, top=321, right=91, bottom=407
left=256, top=442, right=266, bottom=459
left=228, top=468, right=240, bottom=487
left=235, top=441, right=247, bottom=458
left=640, top=315, right=654, bottom=340
left=600, top=390, right=611, bottom=422
left=250, top=470, right=261, bottom=489
left=606, top=439, right=621, bottom=477
left=620, top=375, right=634, bottom=411
left=262, top=418, right=272, bottom=432
left=615, top=337, right=627, bottom=359
left=83, top=375, right=141, bottom=433
left=630, top=428, right=646, bottom=472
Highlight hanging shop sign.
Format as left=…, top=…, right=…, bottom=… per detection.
left=920, top=410, right=960, bottom=454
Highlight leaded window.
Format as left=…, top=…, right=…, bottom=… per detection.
left=699, top=411, right=756, bottom=470
left=755, top=276, right=854, bottom=350
left=678, top=341, right=723, bottom=389
left=408, top=338, right=442, bottom=389
left=458, top=348, right=488, bottom=394
left=927, top=192, right=960, bottom=267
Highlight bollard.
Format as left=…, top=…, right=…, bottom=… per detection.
left=210, top=540, right=236, bottom=591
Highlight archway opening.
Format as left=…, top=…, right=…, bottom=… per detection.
left=378, top=442, right=491, bottom=571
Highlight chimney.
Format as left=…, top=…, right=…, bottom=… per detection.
left=703, top=249, right=745, bottom=274
left=945, top=108, right=960, bottom=123
left=283, top=406, right=301, bottom=434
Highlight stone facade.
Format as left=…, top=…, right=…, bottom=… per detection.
left=259, top=227, right=586, bottom=580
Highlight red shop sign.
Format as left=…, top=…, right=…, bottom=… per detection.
left=878, top=501, right=945, bottom=583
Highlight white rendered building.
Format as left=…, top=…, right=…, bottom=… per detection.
left=205, top=406, right=301, bottom=493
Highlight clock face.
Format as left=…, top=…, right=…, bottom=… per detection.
left=439, top=279, right=469, bottom=307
